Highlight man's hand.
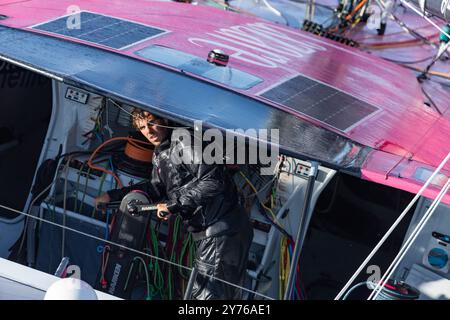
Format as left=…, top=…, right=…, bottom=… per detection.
left=95, top=193, right=111, bottom=210
left=156, top=203, right=172, bottom=220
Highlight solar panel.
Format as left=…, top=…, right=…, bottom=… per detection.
left=32, top=11, right=167, bottom=50
left=260, top=74, right=379, bottom=131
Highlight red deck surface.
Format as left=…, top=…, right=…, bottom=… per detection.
left=0, top=0, right=449, bottom=201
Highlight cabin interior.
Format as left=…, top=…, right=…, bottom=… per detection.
left=0, top=62, right=52, bottom=220
left=1, top=63, right=449, bottom=300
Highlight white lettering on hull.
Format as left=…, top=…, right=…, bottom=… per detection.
left=188, top=22, right=326, bottom=68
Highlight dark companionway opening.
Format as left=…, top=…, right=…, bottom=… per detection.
left=0, top=61, right=52, bottom=219
left=299, top=172, right=416, bottom=299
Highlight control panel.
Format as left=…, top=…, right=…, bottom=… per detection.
left=422, top=231, right=450, bottom=273
left=65, top=87, right=89, bottom=104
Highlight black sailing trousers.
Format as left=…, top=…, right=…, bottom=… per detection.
left=191, top=219, right=254, bottom=300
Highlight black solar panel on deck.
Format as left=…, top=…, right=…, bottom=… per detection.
left=261, top=74, right=378, bottom=131
left=32, top=12, right=167, bottom=50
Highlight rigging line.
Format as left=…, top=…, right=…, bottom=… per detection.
left=441, top=0, right=450, bottom=21
left=17, top=155, right=68, bottom=255
left=61, top=156, right=71, bottom=259
left=369, top=0, right=439, bottom=46
left=398, top=0, right=450, bottom=40
left=360, top=36, right=439, bottom=49
left=421, top=85, right=443, bottom=115
left=353, top=22, right=435, bottom=40
left=384, top=88, right=445, bottom=180
left=334, top=151, right=450, bottom=300
left=342, top=281, right=369, bottom=300
left=0, top=203, right=274, bottom=300
left=369, top=177, right=450, bottom=300
left=403, top=65, right=450, bottom=79
left=215, top=0, right=289, bottom=26
left=17, top=182, right=53, bottom=254
left=0, top=0, right=33, bottom=6
left=419, top=41, right=450, bottom=77
left=390, top=10, right=436, bottom=45
left=261, top=0, right=283, bottom=17
left=381, top=55, right=435, bottom=64
left=346, top=0, right=368, bottom=21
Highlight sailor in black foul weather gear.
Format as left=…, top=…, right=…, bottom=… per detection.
left=96, top=109, right=253, bottom=300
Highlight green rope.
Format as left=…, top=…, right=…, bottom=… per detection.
left=161, top=216, right=180, bottom=300
left=149, top=221, right=165, bottom=297
left=135, top=256, right=151, bottom=300
left=124, top=256, right=152, bottom=300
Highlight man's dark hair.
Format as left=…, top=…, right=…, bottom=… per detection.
left=130, top=108, right=165, bottom=129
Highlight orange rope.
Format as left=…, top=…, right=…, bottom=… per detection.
left=405, top=65, right=450, bottom=79
left=125, top=140, right=154, bottom=163
left=360, top=34, right=439, bottom=49
left=345, top=0, right=367, bottom=21
left=427, top=70, right=450, bottom=79
left=87, top=137, right=154, bottom=188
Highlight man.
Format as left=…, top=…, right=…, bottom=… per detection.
left=95, top=109, right=253, bottom=300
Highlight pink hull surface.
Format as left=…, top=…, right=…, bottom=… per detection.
left=0, top=0, right=449, bottom=201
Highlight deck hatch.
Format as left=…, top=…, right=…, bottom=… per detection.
left=260, top=74, right=379, bottom=131
left=135, top=45, right=263, bottom=90
left=31, top=11, right=167, bottom=50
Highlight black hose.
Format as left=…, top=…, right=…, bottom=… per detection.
left=421, top=86, right=443, bottom=115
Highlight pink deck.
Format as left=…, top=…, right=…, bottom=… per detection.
left=0, top=0, right=449, bottom=201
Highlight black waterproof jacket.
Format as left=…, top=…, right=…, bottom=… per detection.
left=107, top=131, right=245, bottom=236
